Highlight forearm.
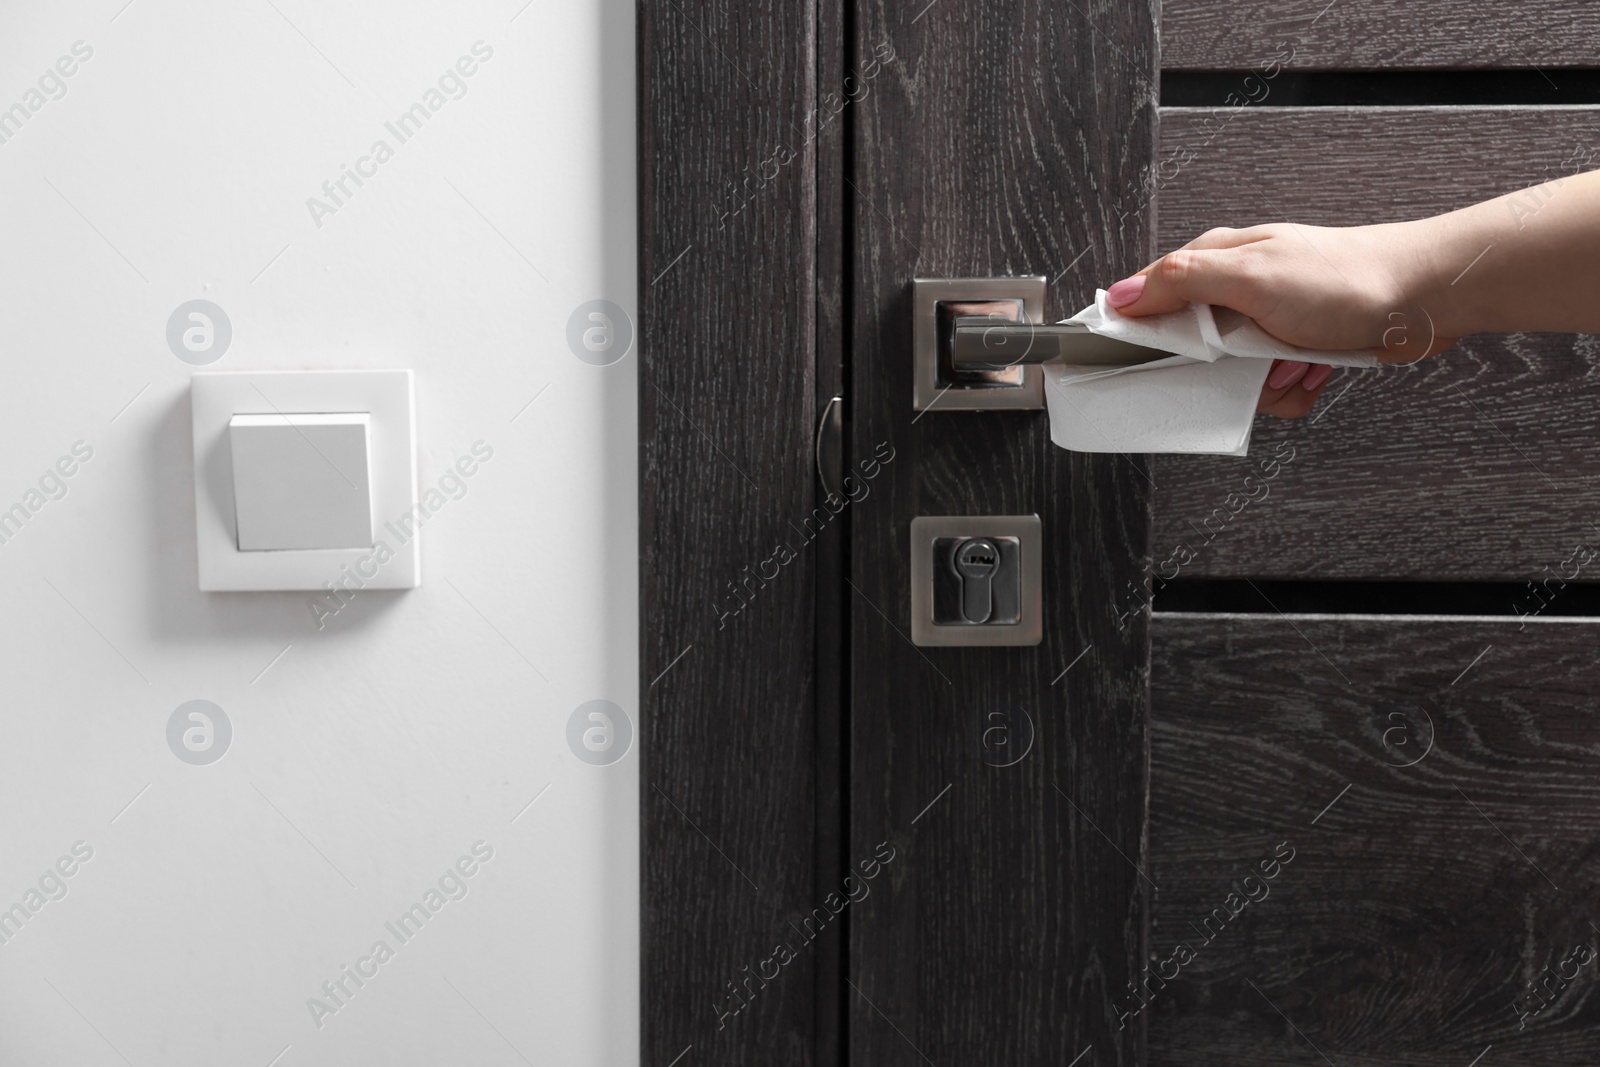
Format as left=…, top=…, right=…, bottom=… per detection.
left=1406, top=169, right=1600, bottom=337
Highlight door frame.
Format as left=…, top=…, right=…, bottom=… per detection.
left=637, top=0, right=830, bottom=1063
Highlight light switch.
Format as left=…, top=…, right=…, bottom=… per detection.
left=192, top=370, right=416, bottom=591
left=229, top=413, right=374, bottom=551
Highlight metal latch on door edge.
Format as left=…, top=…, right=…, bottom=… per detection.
left=911, top=276, right=1170, bottom=411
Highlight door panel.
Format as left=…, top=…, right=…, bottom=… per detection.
left=1153, top=106, right=1600, bottom=580
left=1149, top=615, right=1600, bottom=1065
left=1161, top=1, right=1600, bottom=70
left=846, top=1, right=1157, bottom=1062
left=1151, top=328, right=1600, bottom=581
left=1158, top=108, right=1600, bottom=239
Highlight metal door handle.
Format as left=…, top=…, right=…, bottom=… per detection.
left=948, top=316, right=1165, bottom=370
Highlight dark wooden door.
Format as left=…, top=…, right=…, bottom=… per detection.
left=644, top=2, right=1600, bottom=1066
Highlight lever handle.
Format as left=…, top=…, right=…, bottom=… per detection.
left=949, top=316, right=1168, bottom=370
left=950, top=319, right=1068, bottom=367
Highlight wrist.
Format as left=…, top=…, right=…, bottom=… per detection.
left=1391, top=213, right=1488, bottom=340
left=1395, top=214, right=1459, bottom=335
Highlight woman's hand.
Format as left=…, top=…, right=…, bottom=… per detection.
left=1104, top=221, right=1459, bottom=417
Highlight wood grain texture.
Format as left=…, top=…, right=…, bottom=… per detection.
left=1161, top=1, right=1600, bottom=71
left=639, top=0, right=822, bottom=1062
left=1148, top=615, right=1600, bottom=1066
left=1151, top=107, right=1600, bottom=581
left=1156, top=107, right=1600, bottom=238
left=847, top=1, right=1157, bottom=1063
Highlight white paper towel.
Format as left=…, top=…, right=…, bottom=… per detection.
left=1043, top=289, right=1380, bottom=456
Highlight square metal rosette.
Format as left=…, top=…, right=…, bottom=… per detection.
left=911, top=276, right=1047, bottom=411
left=909, top=514, right=1043, bottom=646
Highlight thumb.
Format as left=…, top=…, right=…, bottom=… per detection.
left=1106, top=248, right=1260, bottom=319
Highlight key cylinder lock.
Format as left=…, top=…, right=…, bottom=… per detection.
left=933, top=536, right=1021, bottom=626
left=954, top=538, right=1000, bottom=623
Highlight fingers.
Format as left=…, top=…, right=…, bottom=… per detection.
left=1257, top=360, right=1334, bottom=418
left=1107, top=227, right=1270, bottom=315
left=1107, top=246, right=1263, bottom=318
left=1266, top=359, right=1310, bottom=391
left=1302, top=362, right=1333, bottom=392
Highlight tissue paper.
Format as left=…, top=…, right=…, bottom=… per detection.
left=1043, top=289, right=1379, bottom=456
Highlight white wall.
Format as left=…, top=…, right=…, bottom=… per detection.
left=0, top=1, right=637, bottom=1064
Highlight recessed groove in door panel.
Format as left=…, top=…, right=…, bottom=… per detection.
left=1163, top=70, right=1600, bottom=107
left=1153, top=579, right=1600, bottom=619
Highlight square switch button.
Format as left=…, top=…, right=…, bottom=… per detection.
left=229, top=413, right=374, bottom=550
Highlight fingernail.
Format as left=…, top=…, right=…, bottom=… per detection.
left=1106, top=275, right=1146, bottom=308
left=1267, top=359, right=1310, bottom=390
left=1301, top=363, right=1334, bottom=391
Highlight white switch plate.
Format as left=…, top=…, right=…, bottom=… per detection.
left=192, top=370, right=419, bottom=591
left=230, top=413, right=374, bottom=551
